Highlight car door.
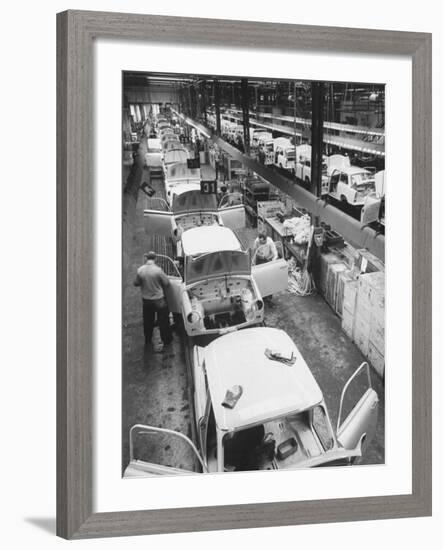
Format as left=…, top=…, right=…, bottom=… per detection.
left=251, top=257, right=288, bottom=298
left=123, top=424, right=207, bottom=478
left=327, top=171, right=340, bottom=196
left=143, top=209, right=173, bottom=237
left=218, top=202, right=246, bottom=230
left=336, top=172, right=349, bottom=199
left=360, top=194, right=382, bottom=225
left=155, top=254, right=184, bottom=313
left=336, top=362, right=379, bottom=453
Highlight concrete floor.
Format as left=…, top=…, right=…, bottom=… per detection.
left=122, top=157, right=384, bottom=474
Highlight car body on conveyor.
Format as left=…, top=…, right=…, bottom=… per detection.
left=155, top=225, right=288, bottom=336
left=144, top=182, right=246, bottom=246
left=124, top=327, right=379, bottom=476
left=325, top=166, right=376, bottom=206
left=163, top=162, right=202, bottom=203
left=144, top=138, right=163, bottom=177
left=163, top=148, right=190, bottom=173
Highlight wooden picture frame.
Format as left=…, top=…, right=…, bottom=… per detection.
left=56, top=10, right=432, bottom=539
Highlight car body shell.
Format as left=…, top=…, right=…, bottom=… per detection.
left=161, top=225, right=288, bottom=336
left=164, top=162, right=202, bottom=203
left=274, top=137, right=295, bottom=172
left=325, top=166, right=376, bottom=205
left=124, top=328, right=379, bottom=476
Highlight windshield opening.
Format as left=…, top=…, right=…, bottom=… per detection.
left=172, top=190, right=217, bottom=213
left=222, top=425, right=266, bottom=472
left=185, top=250, right=250, bottom=283
left=311, top=405, right=335, bottom=451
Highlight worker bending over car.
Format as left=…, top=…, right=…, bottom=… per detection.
left=252, top=231, right=278, bottom=265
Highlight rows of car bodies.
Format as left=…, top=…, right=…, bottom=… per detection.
left=144, top=183, right=288, bottom=337
left=124, top=114, right=380, bottom=477
left=215, top=118, right=383, bottom=210
left=143, top=115, right=288, bottom=338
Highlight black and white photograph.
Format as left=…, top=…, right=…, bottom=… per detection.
left=121, top=72, right=385, bottom=476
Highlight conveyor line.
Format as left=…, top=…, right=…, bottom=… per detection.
left=172, top=110, right=385, bottom=262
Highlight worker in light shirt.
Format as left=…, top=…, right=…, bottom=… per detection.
left=252, top=231, right=278, bottom=265
left=134, top=251, right=172, bottom=353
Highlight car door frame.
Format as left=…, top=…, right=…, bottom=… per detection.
left=155, top=253, right=184, bottom=313
left=126, top=424, right=208, bottom=476
left=218, top=203, right=246, bottom=230
left=251, top=257, right=288, bottom=298
left=336, top=362, right=379, bottom=453
left=143, top=208, right=174, bottom=237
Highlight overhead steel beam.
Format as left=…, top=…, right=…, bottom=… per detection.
left=172, top=110, right=385, bottom=261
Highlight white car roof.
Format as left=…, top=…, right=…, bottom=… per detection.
left=181, top=225, right=241, bottom=256
left=171, top=182, right=201, bottom=197
left=339, top=166, right=371, bottom=175
left=147, top=138, right=161, bottom=149
left=167, top=162, right=201, bottom=181
left=273, top=137, right=292, bottom=148
left=203, top=327, right=323, bottom=431
left=164, top=149, right=189, bottom=165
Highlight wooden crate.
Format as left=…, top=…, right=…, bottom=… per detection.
left=343, top=278, right=358, bottom=315
left=317, top=252, right=342, bottom=296
left=342, top=307, right=354, bottom=340
left=325, top=263, right=348, bottom=311
left=336, top=271, right=350, bottom=318
left=354, top=272, right=385, bottom=363
left=368, top=342, right=385, bottom=378
left=358, top=271, right=385, bottom=308
left=353, top=314, right=371, bottom=357
left=329, top=243, right=358, bottom=269
left=369, top=306, right=385, bottom=353
left=356, top=248, right=385, bottom=274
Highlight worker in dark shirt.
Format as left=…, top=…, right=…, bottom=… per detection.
left=134, top=251, right=172, bottom=352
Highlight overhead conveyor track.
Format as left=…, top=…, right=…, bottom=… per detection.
left=172, top=110, right=385, bottom=262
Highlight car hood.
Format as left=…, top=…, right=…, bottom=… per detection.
left=185, top=250, right=250, bottom=285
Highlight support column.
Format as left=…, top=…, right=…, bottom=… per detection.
left=178, top=86, right=184, bottom=115
left=241, top=78, right=250, bottom=155
left=189, top=85, right=197, bottom=119
left=201, top=81, right=208, bottom=125
left=214, top=79, right=221, bottom=136
left=311, top=81, right=325, bottom=197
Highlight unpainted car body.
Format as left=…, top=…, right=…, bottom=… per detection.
left=144, top=138, right=163, bottom=176
left=124, top=328, right=379, bottom=477
left=274, top=137, right=295, bottom=172
left=163, top=162, right=202, bottom=203
left=324, top=166, right=376, bottom=206
left=152, top=225, right=288, bottom=336
left=144, top=183, right=246, bottom=250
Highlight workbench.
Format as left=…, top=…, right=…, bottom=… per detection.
left=263, top=216, right=308, bottom=265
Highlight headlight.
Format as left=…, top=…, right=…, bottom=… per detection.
left=187, top=311, right=200, bottom=324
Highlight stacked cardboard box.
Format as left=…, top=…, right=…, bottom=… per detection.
left=342, top=271, right=385, bottom=377
left=325, top=263, right=348, bottom=313
left=318, top=253, right=343, bottom=296
left=356, top=249, right=385, bottom=274
left=341, top=275, right=358, bottom=339
left=316, top=245, right=385, bottom=377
